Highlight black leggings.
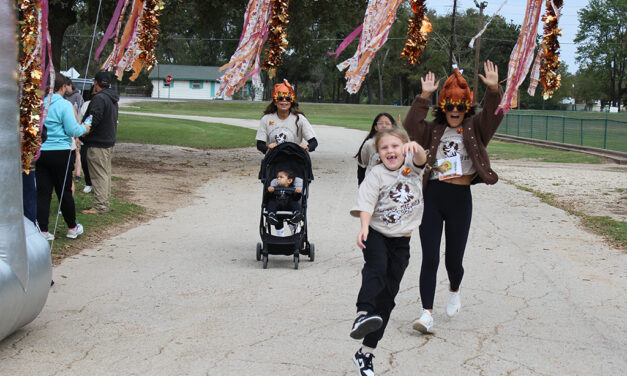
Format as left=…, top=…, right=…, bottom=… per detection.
left=356, top=228, right=410, bottom=349
left=80, top=144, right=92, bottom=186
left=36, top=149, right=77, bottom=232
left=418, top=180, right=472, bottom=310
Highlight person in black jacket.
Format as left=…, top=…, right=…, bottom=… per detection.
left=80, top=71, right=119, bottom=214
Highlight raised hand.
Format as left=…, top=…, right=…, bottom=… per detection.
left=420, top=72, right=440, bottom=99
left=478, top=60, right=499, bottom=91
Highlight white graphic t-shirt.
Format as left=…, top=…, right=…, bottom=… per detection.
left=430, top=126, right=476, bottom=180
left=256, top=113, right=316, bottom=145
left=351, top=157, right=425, bottom=237
left=358, top=138, right=381, bottom=176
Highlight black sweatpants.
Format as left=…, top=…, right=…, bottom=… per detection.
left=418, top=180, right=472, bottom=310
left=267, top=198, right=301, bottom=230
left=36, top=149, right=77, bottom=232
left=356, top=228, right=410, bottom=349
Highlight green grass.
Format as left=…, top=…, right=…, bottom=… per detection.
left=117, top=113, right=256, bottom=148
left=487, top=140, right=604, bottom=163
left=122, top=104, right=608, bottom=163
left=122, top=100, right=410, bottom=131
left=46, top=177, right=145, bottom=260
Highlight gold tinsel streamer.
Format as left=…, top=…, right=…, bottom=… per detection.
left=401, top=0, right=432, bottom=66
left=262, top=0, right=290, bottom=78
left=18, top=0, right=43, bottom=173
left=128, top=0, right=164, bottom=81
left=539, top=0, right=563, bottom=99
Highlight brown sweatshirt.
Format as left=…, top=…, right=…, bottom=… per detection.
left=403, top=87, right=504, bottom=188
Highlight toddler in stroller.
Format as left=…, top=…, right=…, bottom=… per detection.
left=266, top=169, right=304, bottom=233
left=257, top=142, right=314, bottom=269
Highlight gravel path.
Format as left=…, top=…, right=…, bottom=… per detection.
left=1, top=117, right=625, bottom=375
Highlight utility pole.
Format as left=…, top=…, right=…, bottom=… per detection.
left=448, top=0, right=458, bottom=73
left=473, top=1, right=488, bottom=106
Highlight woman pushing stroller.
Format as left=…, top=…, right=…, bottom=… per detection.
left=255, top=79, right=318, bottom=154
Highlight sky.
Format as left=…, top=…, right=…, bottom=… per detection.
left=427, top=0, right=589, bottom=73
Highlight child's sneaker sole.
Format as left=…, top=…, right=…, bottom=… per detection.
left=350, top=316, right=383, bottom=339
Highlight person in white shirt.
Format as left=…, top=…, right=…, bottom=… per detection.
left=255, top=79, right=318, bottom=154
left=348, top=128, right=426, bottom=376
left=354, top=112, right=397, bottom=185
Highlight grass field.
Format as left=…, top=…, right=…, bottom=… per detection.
left=123, top=100, right=627, bottom=152
left=117, top=113, right=256, bottom=148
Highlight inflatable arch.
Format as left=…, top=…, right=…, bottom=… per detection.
left=0, top=5, right=52, bottom=343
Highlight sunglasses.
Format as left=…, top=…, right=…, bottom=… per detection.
left=444, top=103, right=468, bottom=112
left=275, top=94, right=294, bottom=102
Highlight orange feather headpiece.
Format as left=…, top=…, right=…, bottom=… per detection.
left=272, top=79, right=295, bottom=102
left=438, top=69, right=473, bottom=112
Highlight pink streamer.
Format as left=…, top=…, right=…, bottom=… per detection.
left=328, top=24, right=363, bottom=61
left=95, top=0, right=128, bottom=62
left=217, top=0, right=273, bottom=98
left=496, top=0, right=544, bottom=115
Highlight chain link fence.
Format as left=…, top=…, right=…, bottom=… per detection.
left=497, top=112, right=627, bottom=153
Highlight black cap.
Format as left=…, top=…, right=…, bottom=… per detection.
left=94, top=71, right=111, bottom=86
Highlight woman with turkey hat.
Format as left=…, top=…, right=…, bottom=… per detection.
left=403, top=60, right=504, bottom=334
left=255, top=79, right=318, bottom=154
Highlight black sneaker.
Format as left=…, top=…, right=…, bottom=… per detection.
left=289, top=211, right=303, bottom=224
left=267, top=212, right=279, bottom=226
left=353, top=349, right=375, bottom=376
left=350, top=314, right=383, bottom=339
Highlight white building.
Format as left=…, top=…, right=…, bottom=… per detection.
left=148, top=64, right=254, bottom=100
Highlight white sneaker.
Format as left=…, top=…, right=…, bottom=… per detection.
left=412, top=309, right=434, bottom=334
left=66, top=223, right=84, bottom=239
left=276, top=227, right=285, bottom=237
left=83, top=185, right=92, bottom=193
left=446, top=290, right=461, bottom=317
left=41, top=231, right=54, bottom=241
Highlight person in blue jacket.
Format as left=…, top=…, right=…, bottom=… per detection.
left=37, top=74, right=91, bottom=240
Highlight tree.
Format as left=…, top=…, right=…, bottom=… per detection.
left=574, top=0, right=626, bottom=110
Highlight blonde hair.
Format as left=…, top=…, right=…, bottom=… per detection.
left=373, top=128, right=409, bottom=152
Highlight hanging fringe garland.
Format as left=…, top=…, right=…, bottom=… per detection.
left=468, top=0, right=507, bottom=48
left=98, top=0, right=164, bottom=81
left=19, top=0, right=54, bottom=173
left=400, top=0, right=432, bottom=66
left=217, top=0, right=273, bottom=98
left=336, top=0, right=404, bottom=94
left=496, top=0, right=544, bottom=115
left=539, top=0, right=562, bottom=99
left=528, top=0, right=562, bottom=98
left=262, top=0, right=290, bottom=78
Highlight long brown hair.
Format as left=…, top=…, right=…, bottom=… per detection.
left=263, top=100, right=306, bottom=134
left=354, top=113, right=397, bottom=164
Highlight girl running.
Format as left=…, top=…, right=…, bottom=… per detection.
left=349, top=128, right=426, bottom=375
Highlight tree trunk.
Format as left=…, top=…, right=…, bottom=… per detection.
left=48, top=2, right=78, bottom=72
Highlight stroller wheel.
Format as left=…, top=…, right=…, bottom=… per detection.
left=256, top=242, right=262, bottom=261
left=262, top=254, right=268, bottom=269
left=309, top=243, right=315, bottom=262
left=293, top=254, right=299, bottom=270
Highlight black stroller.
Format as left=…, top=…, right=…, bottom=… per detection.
left=257, top=142, right=314, bottom=269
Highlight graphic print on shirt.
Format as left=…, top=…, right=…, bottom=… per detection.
left=442, top=141, right=459, bottom=157
left=275, top=132, right=288, bottom=144
left=378, top=171, right=422, bottom=225
left=268, top=126, right=295, bottom=145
